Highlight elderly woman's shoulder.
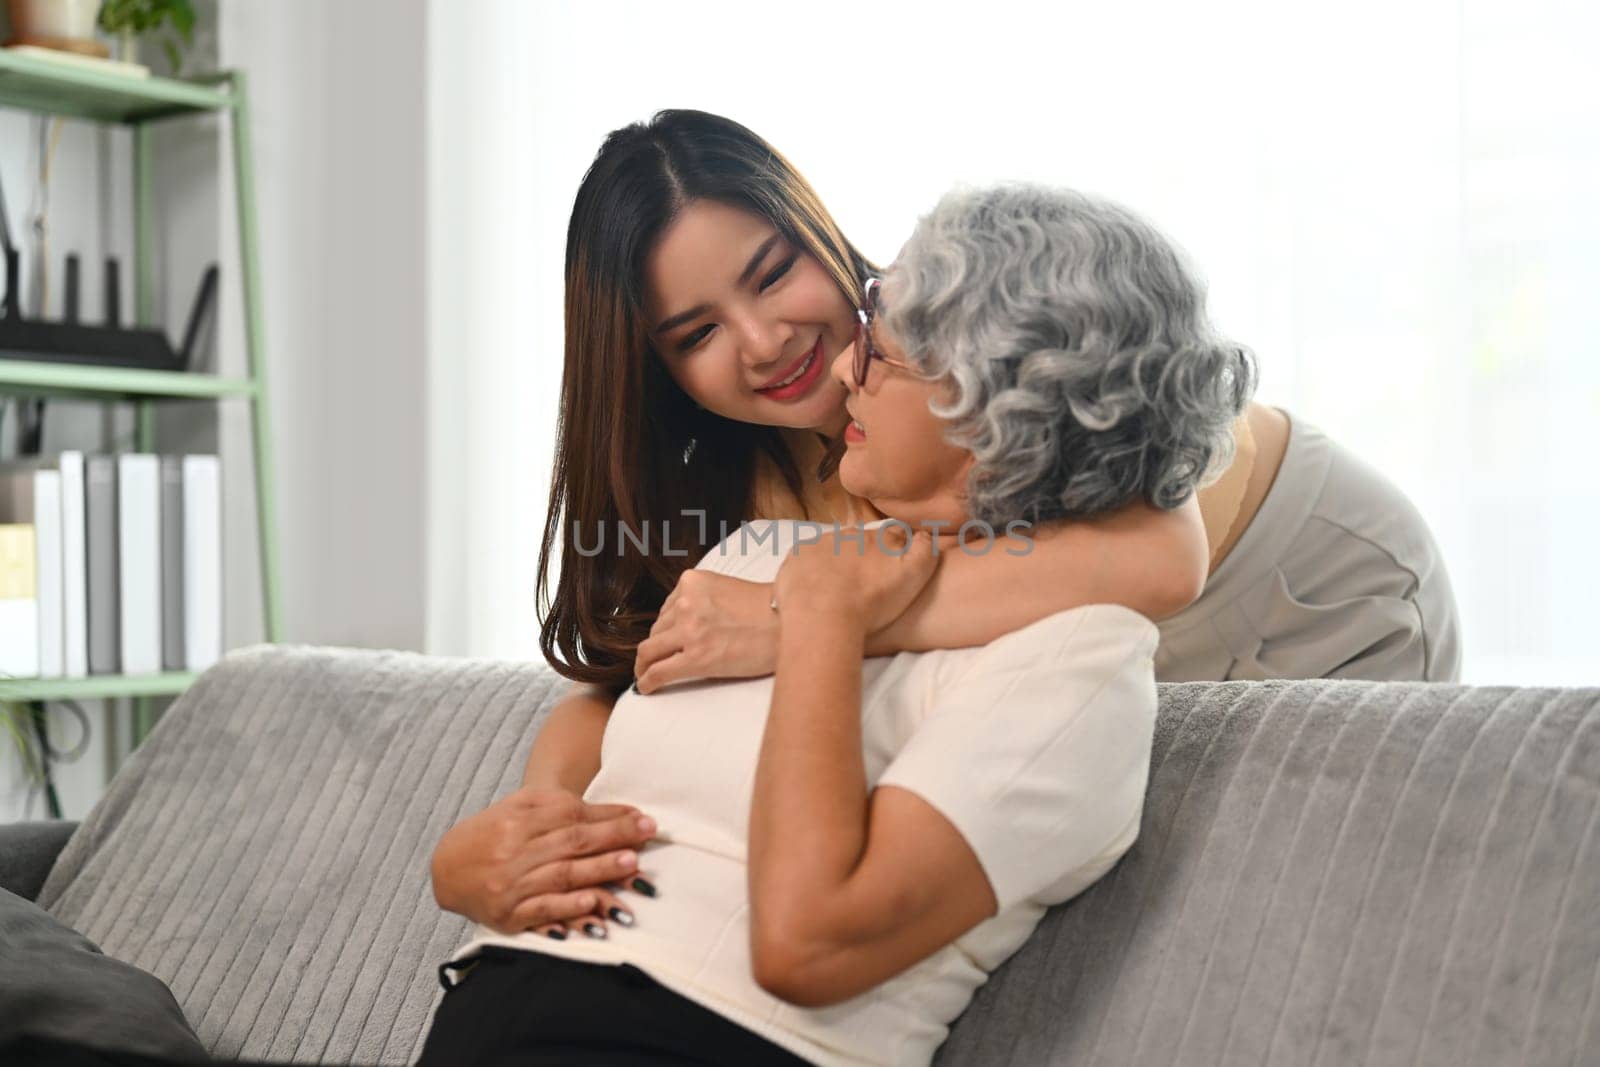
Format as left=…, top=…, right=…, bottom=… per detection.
left=921, top=603, right=1158, bottom=731
left=948, top=602, right=1159, bottom=683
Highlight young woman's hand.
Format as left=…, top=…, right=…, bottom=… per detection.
left=430, top=786, right=659, bottom=940
left=633, top=571, right=780, bottom=695
left=775, top=525, right=940, bottom=632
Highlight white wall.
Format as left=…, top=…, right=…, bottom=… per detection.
left=219, top=0, right=429, bottom=655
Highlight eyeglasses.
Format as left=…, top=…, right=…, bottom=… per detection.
left=853, top=277, right=920, bottom=386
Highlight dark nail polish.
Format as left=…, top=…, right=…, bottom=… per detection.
left=630, top=876, right=657, bottom=898
left=584, top=922, right=607, bottom=940
left=631, top=679, right=641, bottom=694
left=608, top=907, right=634, bottom=927
left=545, top=929, right=567, bottom=941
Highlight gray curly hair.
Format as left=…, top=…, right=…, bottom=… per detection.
left=880, top=183, right=1256, bottom=527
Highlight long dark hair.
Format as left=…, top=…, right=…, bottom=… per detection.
left=538, top=110, right=875, bottom=688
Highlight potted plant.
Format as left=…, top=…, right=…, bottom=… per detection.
left=97, top=0, right=193, bottom=72
left=4, top=0, right=105, bottom=55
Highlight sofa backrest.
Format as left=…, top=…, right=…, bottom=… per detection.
left=936, top=678, right=1600, bottom=1066
left=38, top=646, right=1600, bottom=1066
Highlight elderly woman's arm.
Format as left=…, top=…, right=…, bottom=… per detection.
left=748, top=527, right=1158, bottom=1007
left=747, top=531, right=998, bottom=1007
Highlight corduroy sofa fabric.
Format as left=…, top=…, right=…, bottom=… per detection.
left=33, top=647, right=1600, bottom=1066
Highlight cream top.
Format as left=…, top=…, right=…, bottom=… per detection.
left=450, top=520, right=1159, bottom=1066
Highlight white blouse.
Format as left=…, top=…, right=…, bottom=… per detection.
left=450, top=520, right=1159, bottom=1066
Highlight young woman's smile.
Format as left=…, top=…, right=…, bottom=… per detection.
left=645, top=199, right=853, bottom=430
left=753, top=335, right=829, bottom=400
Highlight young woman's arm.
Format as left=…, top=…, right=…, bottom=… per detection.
left=633, top=496, right=1205, bottom=693
left=520, top=683, right=620, bottom=793
left=868, top=495, right=1207, bottom=655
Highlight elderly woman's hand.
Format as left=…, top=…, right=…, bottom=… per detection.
left=776, top=525, right=940, bottom=632
left=430, top=787, right=658, bottom=939
left=633, top=570, right=781, bottom=695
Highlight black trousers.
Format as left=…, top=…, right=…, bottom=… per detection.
left=415, top=947, right=814, bottom=1067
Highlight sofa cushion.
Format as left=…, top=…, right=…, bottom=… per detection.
left=38, top=646, right=560, bottom=1066
left=0, top=885, right=208, bottom=1061
left=0, top=820, right=79, bottom=901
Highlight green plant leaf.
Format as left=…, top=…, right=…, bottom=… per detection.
left=96, top=0, right=198, bottom=70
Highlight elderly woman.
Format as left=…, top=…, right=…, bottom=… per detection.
left=414, top=184, right=1249, bottom=1067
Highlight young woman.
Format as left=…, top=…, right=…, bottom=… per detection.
left=429, top=110, right=1460, bottom=944
left=418, top=183, right=1240, bottom=1067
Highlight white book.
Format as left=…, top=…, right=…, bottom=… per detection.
left=183, top=455, right=222, bottom=672
left=59, top=451, right=89, bottom=677
left=33, top=471, right=63, bottom=678
left=0, top=470, right=61, bottom=677
left=117, top=454, right=162, bottom=676
left=0, top=524, right=38, bottom=679
left=0, top=595, right=38, bottom=678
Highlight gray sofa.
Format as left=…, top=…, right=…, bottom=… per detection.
left=2, top=645, right=1597, bottom=1065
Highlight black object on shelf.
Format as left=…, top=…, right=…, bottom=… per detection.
left=63, top=253, right=79, bottom=323
left=2, top=246, right=17, bottom=319
left=104, top=256, right=120, bottom=327
left=0, top=249, right=220, bottom=374
left=177, top=264, right=220, bottom=372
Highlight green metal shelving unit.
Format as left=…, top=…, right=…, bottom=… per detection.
left=0, top=49, right=283, bottom=753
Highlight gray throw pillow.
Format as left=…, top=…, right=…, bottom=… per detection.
left=0, top=886, right=208, bottom=1062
